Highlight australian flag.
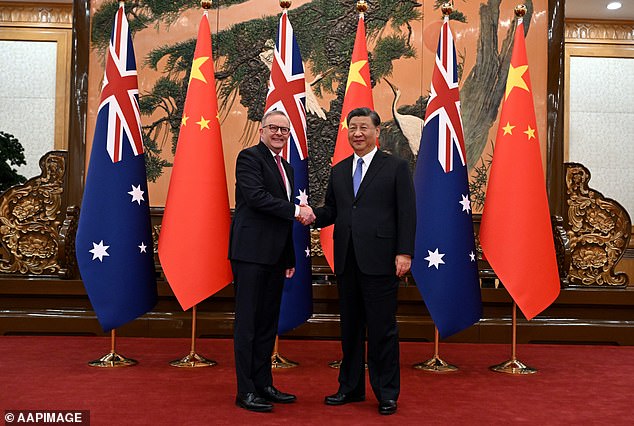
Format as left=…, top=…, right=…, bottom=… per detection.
left=264, top=9, right=312, bottom=335
left=76, top=4, right=157, bottom=332
left=410, top=19, right=482, bottom=339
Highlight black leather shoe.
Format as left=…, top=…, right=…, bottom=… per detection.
left=378, top=400, right=397, bottom=415
left=324, top=391, right=365, bottom=406
left=235, top=393, right=273, bottom=412
left=257, top=386, right=297, bottom=403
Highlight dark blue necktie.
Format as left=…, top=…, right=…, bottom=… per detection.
left=353, top=158, right=364, bottom=196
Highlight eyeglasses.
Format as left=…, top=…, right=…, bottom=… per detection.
left=263, top=124, right=291, bottom=135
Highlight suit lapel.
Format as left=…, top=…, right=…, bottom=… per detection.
left=355, top=150, right=387, bottom=200
left=257, top=142, right=288, bottom=197
left=340, top=156, right=355, bottom=200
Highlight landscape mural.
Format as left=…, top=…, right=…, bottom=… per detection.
left=87, top=0, right=549, bottom=210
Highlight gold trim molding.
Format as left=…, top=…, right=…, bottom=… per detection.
left=565, top=20, right=634, bottom=43
left=0, top=2, right=72, bottom=28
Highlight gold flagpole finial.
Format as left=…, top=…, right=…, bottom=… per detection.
left=441, top=3, right=453, bottom=17
left=356, top=1, right=368, bottom=15
left=280, top=0, right=292, bottom=10
left=514, top=4, right=527, bottom=18
left=201, top=0, right=212, bottom=10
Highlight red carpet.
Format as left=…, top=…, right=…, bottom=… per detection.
left=1, top=337, right=633, bottom=425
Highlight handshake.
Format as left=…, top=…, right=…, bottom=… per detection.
left=296, top=204, right=316, bottom=226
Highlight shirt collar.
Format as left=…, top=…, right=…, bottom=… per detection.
left=353, top=146, right=378, bottom=165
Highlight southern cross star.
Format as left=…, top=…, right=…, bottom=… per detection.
left=425, top=248, right=445, bottom=269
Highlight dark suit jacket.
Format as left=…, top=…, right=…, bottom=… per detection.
left=315, top=150, right=416, bottom=275
left=229, top=142, right=296, bottom=268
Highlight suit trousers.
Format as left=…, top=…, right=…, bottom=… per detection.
left=336, top=241, right=400, bottom=402
left=232, top=260, right=285, bottom=396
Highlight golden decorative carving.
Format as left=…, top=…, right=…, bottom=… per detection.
left=0, top=3, right=72, bottom=28
left=0, top=151, right=68, bottom=276
left=310, top=228, right=323, bottom=258
left=565, top=163, right=631, bottom=287
left=565, top=21, right=634, bottom=42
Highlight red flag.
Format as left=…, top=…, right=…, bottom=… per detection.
left=320, top=14, right=374, bottom=271
left=479, top=21, right=560, bottom=319
left=158, top=13, right=232, bottom=310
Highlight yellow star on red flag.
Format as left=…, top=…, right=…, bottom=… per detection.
left=502, top=122, right=514, bottom=135
left=345, top=60, right=368, bottom=93
left=504, top=64, right=529, bottom=99
left=189, top=56, right=209, bottom=84
left=196, top=116, right=210, bottom=130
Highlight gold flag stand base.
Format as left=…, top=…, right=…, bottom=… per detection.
left=89, top=330, right=137, bottom=367
left=271, top=352, right=298, bottom=369
left=89, top=351, right=137, bottom=368
left=413, top=355, right=458, bottom=372
left=413, top=327, right=458, bottom=372
left=489, top=358, right=537, bottom=375
left=271, top=337, right=298, bottom=369
left=170, top=351, right=216, bottom=368
left=169, top=305, right=217, bottom=368
left=490, top=302, right=538, bottom=375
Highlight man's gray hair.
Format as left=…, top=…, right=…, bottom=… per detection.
left=261, top=110, right=289, bottom=127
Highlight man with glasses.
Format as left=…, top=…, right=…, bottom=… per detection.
left=229, top=110, right=314, bottom=412
left=314, top=107, right=416, bottom=415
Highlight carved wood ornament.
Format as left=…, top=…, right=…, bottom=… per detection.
left=0, top=151, right=74, bottom=277
left=565, top=163, right=631, bottom=287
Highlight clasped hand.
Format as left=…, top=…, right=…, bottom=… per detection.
left=296, top=204, right=315, bottom=226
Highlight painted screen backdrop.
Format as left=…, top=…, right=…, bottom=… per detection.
left=85, top=0, right=549, bottom=211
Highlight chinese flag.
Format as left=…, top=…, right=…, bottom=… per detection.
left=320, top=14, right=374, bottom=271
left=479, top=21, right=560, bottom=320
left=158, top=13, right=232, bottom=310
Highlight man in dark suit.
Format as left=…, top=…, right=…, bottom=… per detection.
left=230, top=110, right=315, bottom=412
left=314, top=107, right=416, bottom=415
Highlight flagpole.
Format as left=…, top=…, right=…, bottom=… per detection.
left=170, top=304, right=217, bottom=367
left=413, top=327, right=458, bottom=372
left=89, top=329, right=137, bottom=367
left=489, top=301, right=537, bottom=374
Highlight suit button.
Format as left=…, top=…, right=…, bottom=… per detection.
left=352, top=205, right=356, bottom=209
